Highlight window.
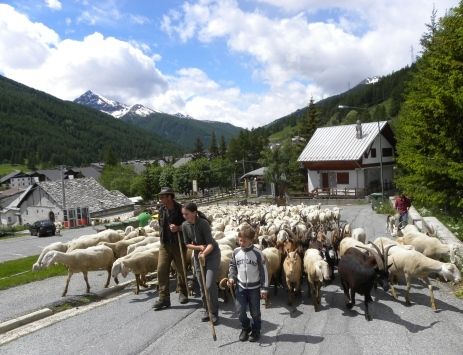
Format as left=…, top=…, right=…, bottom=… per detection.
left=382, top=148, right=393, bottom=157
left=371, top=148, right=376, bottom=158
left=337, top=172, right=349, bottom=184
left=364, top=151, right=369, bottom=158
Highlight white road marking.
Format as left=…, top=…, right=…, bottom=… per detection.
left=0, top=292, right=130, bottom=345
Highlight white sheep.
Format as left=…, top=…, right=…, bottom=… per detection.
left=120, top=247, right=160, bottom=294
left=396, top=232, right=458, bottom=263
left=124, top=225, right=134, bottom=235
left=351, top=227, right=367, bottom=243
left=262, top=247, right=282, bottom=308
left=339, top=237, right=368, bottom=257
left=304, top=248, right=331, bottom=311
left=387, top=247, right=461, bottom=311
left=67, top=229, right=123, bottom=251
left=123, top=229, right=141, bottom=240
left=32, top=241, right=69, bottom=271
left=126, top=236, right=160, bottom=254
left=41, top=245, right=117, bottom=296
left=99, top=236, right=146, bottom=258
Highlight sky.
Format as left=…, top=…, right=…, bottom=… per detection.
left=0, top=0, right=459, bottom=128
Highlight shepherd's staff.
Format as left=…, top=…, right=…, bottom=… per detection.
left=177, top=232, right=188, bottom=295
left=219, top=278, right=236, bottom=303
left=199, top=255, right=217, bottom=341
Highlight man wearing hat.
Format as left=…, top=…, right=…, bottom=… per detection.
left=153, top=187, right=189, bottom=310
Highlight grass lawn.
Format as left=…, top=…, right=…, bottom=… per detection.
left=0, top=163, right=27, bottom=177
left=0, top=255, right=68, bottom=290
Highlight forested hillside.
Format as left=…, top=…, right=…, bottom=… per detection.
left=0, top=75, right=182, bottom=166
left=122, top=113, right=241, bottom=151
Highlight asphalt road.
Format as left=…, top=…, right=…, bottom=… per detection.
left=1, top=203, right=462, bottom=354
left=0, top=226, right=97, bottom=262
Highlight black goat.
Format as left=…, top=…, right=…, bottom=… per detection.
left=338, top=244, right=393, bottom=321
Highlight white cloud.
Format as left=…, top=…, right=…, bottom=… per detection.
left=162, top=0, right=459, bottom=95
left=0, top=6, right=167, bottom=105
left=45, top=0, right=62, bottom=10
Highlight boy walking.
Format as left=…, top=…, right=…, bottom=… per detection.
left=228, top=224, right=268, bottom=342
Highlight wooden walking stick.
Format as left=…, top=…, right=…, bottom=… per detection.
left=199, top=255, right=217, bottom=341
left=177, top=232, right=188, bottom=294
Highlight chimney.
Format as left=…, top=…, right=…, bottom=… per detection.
left=355, top=120, right=362, bottom=139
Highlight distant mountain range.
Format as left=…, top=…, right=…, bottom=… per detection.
left=0, top=75, right=182, bottom=167
left=74, top=91, right=243, bottom=150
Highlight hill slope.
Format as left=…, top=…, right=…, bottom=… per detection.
left=0, top=75, right=182, bottom=166
left=74, top=90, right=243, bottom=150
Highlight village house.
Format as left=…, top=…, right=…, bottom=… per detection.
left=297, top=121, right=395, bottom=198
left=0, top=177, right=134, bottom=227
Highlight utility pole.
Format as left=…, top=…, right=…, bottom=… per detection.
left=61, top=165, right=66, bottom=209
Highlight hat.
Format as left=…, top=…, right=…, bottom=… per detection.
left=158, top=187, right=175, bottom=197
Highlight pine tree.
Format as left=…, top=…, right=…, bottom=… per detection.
left=395, top=4, right=463, bottom=214
left=193, top=137, right=205, bottom=158
left=300, top=97, right=317, bottom=141
left=209, top=130, right=219, bottom=157
left=219, top=135, right=227, bottom=157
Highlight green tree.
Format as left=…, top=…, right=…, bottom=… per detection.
left=259, top=142, right=305, bottom=197
left=173, top=164, right=191, bottom=195
left=99, top=164, right=137, bottom=197
left=103, top=146, right=118, bottom=166
left=219, top=135, right=227, bottom=157
left=193, top=137, right=205, bottom=158
left=159, top=164, right=175, bottom=188
left=300, top=97, right=318, bottom=141
left=209, top=130, right=219, bottom=157
left=142, top=164, right=162, bottom=200
left=188, top=157, right=211, bottom=192
left=395, top=4, right=463, bottom=214
left=373, top=105, right=387, bottom=122
left=210, top=157, right=234, bottom=191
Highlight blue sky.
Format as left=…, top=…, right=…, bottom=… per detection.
left=0, top=0, right=459, bottom=128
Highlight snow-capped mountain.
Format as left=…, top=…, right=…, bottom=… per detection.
left=73, top=91, right=156, bottom=119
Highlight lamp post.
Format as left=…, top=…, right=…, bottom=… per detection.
left=337, top=105, right=384, bottom=199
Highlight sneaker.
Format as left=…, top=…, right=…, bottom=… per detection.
left=239, top=328, right=251, bottom=342
left=152, top=298, right=171, bottom=311
left=179, top=293, right=188, bottom=304
left=201, top=309, right=209, bottom=322
left=249, top=331, right=260, bottom=342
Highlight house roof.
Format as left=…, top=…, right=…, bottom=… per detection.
left=173, top=156, right=193, bottom=168
left=72, top=166, right=101, bottom=180
left=240, top=167, right=266, bottom=180
left=0, top=170, right=21, bottom=184
left=297, top=121, right=388, bottom=162
left=35, top=177, right=133, bottom=213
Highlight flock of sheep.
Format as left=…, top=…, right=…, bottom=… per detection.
left=32, top=202, right=461, bottom=321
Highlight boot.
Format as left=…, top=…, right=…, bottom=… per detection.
left=152, top=298, right=171, bottom=311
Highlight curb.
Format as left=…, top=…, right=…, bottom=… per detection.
left=0, top=279, right=134, bottom=335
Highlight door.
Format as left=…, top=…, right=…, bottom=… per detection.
left=322, top=173, right=329, bottom=190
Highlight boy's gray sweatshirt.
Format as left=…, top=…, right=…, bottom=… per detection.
left=229, top=245, right=268, bottom=291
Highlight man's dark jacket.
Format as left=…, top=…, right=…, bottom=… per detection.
left=158, top=200, right=184, bottom=244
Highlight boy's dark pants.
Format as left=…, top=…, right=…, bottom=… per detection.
left=236, top=286, right=261, bottom=333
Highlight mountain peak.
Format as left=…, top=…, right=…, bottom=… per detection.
left=74, top=91, right=129, bottom=118
left=359, top=76, right=380, bottom=85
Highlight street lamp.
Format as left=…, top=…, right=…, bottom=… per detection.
left=337, top=105, right=384, bottom=199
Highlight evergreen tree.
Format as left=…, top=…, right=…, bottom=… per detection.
left=395, top=4, right=463, bottom=214
left=193, top=137, right=205, bottom=158
left=219, top=135, right=227, bottom=157
left=300, top=97, right=317, bottom=141
left=103, top=146, right=118, bottom=166
left=209, top=130, right=219, bottom=157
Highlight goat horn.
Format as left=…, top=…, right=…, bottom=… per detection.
left=383, top=245, right=395, bottom=270
left=284, top=227, right=296, bottom=240
left=368, top=242, right=385, bottom=270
